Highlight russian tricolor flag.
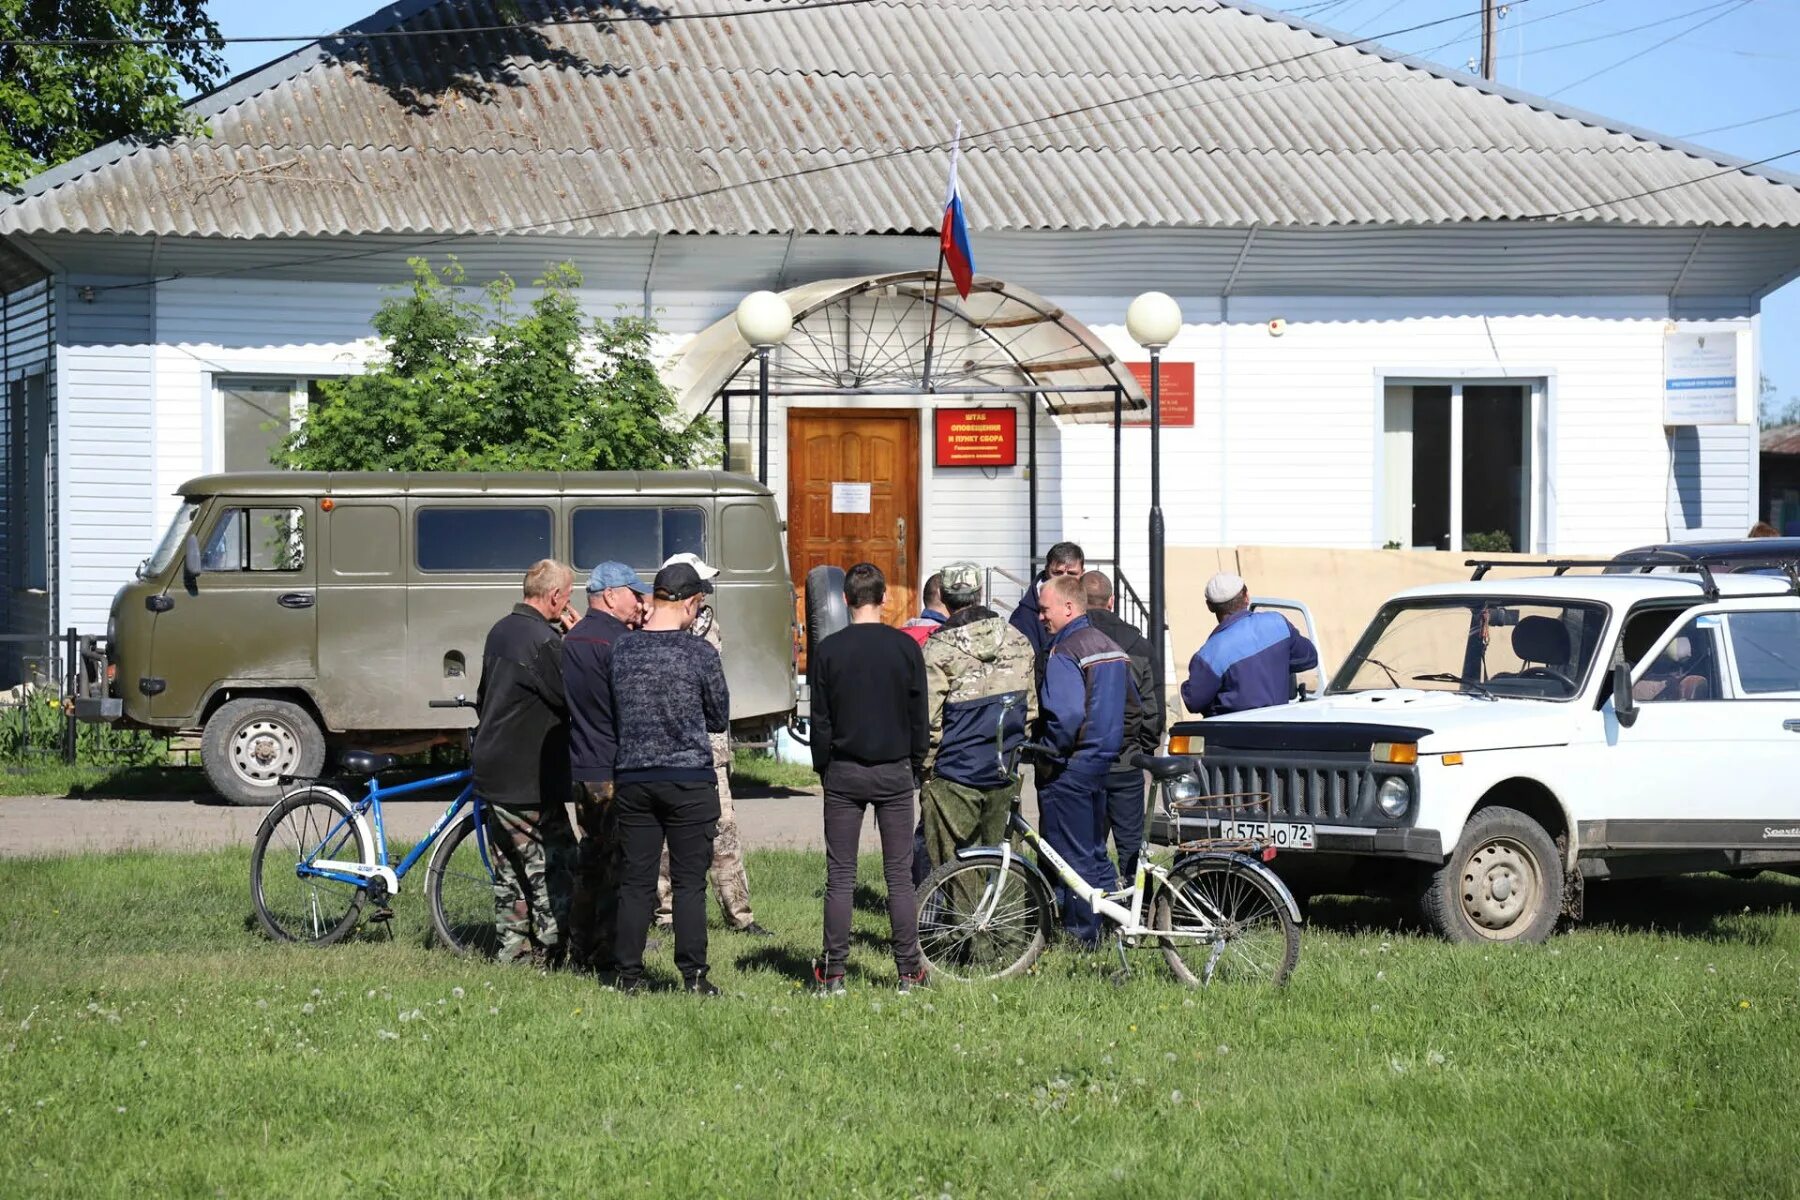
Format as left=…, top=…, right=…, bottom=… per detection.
left=939, top=127, right=975, bottom=300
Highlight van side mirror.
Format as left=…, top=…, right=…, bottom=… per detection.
left=182, top=534, right=202, bottom=586
left=1611, top=661, right=1639, bottom=728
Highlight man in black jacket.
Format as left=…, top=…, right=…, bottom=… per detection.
left=1082, top=571, right=1166, bottom=885
left=1007, top=541, right=1086, bottom=657
left=472, top=559, right=579, bottom=967
left=562, top=560, right=650, bottom=971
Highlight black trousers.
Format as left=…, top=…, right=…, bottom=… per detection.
left=1103, top=770, right=1148, bottom=886
left=821, top=759, right=922, bottom=978
left=613, top=780, right=720, bottom=984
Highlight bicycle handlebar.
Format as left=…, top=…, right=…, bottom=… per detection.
left=428, top=695, right=474, bottom=710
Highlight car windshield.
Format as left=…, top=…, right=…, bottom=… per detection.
left=1330, top=598, right=1608, bottom=701
left=142, top=503, right=200, bottom=578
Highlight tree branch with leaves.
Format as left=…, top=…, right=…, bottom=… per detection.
left=279, top=258, right=716, bottom=473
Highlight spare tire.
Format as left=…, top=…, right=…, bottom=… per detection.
left=805, top=564, right=850, bottom=659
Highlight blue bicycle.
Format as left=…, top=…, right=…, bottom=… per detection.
left=249, top=698, right=500, bottom=953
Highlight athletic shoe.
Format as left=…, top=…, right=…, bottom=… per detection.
left=897, top=970, right=929, bottom=994
left=735, top=921, right=776, bottom=938
left=686, top=976, right=721, bottom=997
left=812, top=960, right=846, bottom=997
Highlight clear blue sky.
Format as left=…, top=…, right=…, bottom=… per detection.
left=199, top=0, right=1800, bottom=405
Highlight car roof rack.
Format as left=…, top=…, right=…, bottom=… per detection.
left=1465, top=555, right=1800, bottom=602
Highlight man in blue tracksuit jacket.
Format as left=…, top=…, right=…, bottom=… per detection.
left=1033, top=573, right=1129, bottom=947
left=1009, top=541, right=1087, bottom=657
left=1181, top=572, right=1319, bottom=716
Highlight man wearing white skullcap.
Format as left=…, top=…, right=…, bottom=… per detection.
left=1180, top=572, right=1318, bottom=717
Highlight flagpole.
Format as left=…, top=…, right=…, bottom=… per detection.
left=920, top=123, right=960, bottom=393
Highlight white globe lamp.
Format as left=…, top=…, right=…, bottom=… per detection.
left=1126, top=291, right=1182, bottom=350
left=734, top=290, right=793, bottom=349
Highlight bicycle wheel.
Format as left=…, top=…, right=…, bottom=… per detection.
left=916, top=856, right=1053, bottom=981
left=250, top=788, right=369, bottom=945
left=1153, top=857, right=1300, bottom=987
left=425, top=810, right=501, bottom=957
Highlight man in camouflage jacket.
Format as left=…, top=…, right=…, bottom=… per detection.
left=920, top=562, right=1039, bottom=877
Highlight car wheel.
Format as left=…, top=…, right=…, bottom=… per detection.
left=1421, top=806, right=1563, bottom=944
left=202, top=697, right=327, bottom=807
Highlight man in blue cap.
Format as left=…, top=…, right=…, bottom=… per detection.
left=563, top=560, right=651, bottom=972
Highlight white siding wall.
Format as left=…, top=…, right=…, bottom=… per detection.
left=49, top=269, right=1759, bottom=637
left=58, top=278, right=154, bottom=632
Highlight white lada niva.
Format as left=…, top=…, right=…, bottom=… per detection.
left=1159, top=556, right=1800, bottom=943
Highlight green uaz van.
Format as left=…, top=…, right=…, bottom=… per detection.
left=77, top=471, right=796, bottom=805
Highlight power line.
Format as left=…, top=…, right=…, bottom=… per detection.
left=1519, top=146, right=1800, bottom=220
left=1545, top=0, right=1755, bottom=98
left=1681, top=104, right=1800, bottom=140
left=0, top=0, right=882, bottom=49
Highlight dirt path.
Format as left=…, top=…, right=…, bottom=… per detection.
left=0, top=788, right=845, bottom=858
left=1, top=781, right=1047, bottom=859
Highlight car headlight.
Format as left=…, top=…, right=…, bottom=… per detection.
left=1169, top=770, right=1206, bottom=806
left=1377, top=776, right=1412, bottom=818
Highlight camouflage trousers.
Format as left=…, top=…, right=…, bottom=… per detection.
left=657, top=763, right=755, bottom=929
left=921, top=775, right=1020, bottom=912
left=567, top=781, right=623, bottom=971
left=486, top=800, right=577, bottom=965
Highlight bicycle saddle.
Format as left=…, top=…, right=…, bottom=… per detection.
left=339, top=750, right=400, bottom=777
left=1132, top=754, right=1199, bottom=780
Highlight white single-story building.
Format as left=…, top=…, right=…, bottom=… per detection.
left=2, top=0, right=1799, bottom=661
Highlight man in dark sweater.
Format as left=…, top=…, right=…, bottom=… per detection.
left=608, top=560, right=732, bottom=994
left=562, top=560, right=650, bottom=972
left=1007, top=541, right=1086, bottom=657
left=1082, top=571, right=1166, bottom=885
left=808, top=562, right=930, bottom=994
left=471, top=559, right=579, bottom=967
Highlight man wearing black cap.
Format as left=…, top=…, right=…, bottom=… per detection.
left=608, top=560, right=732, bottom=994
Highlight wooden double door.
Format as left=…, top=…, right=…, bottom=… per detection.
left=787, top=408, right=921, bottom=627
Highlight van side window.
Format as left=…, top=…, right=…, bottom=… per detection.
left=571, top=506, right=705, bottom=570
left=721, top=503, right=778, bottom=572
left=201, top=507, right=305, bottom=572
left=417, top=507, right=552, bottom=572
left=1725, top=611, right=1800, bottom=695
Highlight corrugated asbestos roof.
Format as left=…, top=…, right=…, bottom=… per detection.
left=6, top=0, right=1800, bottom=238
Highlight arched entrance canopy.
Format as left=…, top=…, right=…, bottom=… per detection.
left=669, top=270, right=1159, bottom=633
left=668, top=270, right=1148, bottom=421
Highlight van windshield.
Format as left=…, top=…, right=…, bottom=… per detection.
left=1330, top=598, right=1608, bottom=701
left=142, top=503, right=200, bottom=579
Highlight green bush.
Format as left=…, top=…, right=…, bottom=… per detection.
left=0, top=694, right=165, bottom=767
left=1463, top=530, right=1514, bottom=553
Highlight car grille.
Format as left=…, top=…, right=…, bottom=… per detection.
left=1198, top=756, right=1377, bottom=822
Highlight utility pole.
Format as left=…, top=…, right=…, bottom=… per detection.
left=1480, top=0, right=1497, bottom=80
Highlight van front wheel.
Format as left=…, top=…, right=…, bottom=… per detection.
left=202, top=697, right=327, bottom=807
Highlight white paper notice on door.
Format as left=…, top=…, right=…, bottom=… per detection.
left=830, top=482, right=872, bottom=514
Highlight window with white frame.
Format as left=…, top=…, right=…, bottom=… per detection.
left=1382, top=379, right=1543, bottom=554
left=217, top=377, right=324, bottom=472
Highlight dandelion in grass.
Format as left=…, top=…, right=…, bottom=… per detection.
left=451, top=987, right=464, bottom=1000
left=1170, top=1090, right=1183, bottom=1104
left=1164, top=1052, right=1177, bottom=1063
left=1428, top=1050, right=1447, bottom=1067
left=115, top=1106, right=126, bottom=1114
left=377, top=1030, right=398, bottom=1041
left=301, top=1003, right=314, bottom=1015
left=1217, top=1044, right=1230, bottom=1056
left=1739, top=1000, right=1751, bottom=1009
left=1389, top=1057, right=1407, bottom=1075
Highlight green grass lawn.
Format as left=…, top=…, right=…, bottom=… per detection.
left=3, top=849, right=1799, bottom=1198
left=0, top=763, right=206, bottom=799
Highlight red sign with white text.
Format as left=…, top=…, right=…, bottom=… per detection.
left=934, top=407, right=1018, bottom=467
left=1123, top=361, right=1196, bottom=427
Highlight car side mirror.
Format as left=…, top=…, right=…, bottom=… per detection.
left=182, top=534, right=202, bottom=586
left=1611, top=661, right=1639, bottom=728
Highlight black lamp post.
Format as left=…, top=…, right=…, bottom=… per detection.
left=1126, top=291, right=1183, bottom=710
left=733, top=291, right=794, bottom=485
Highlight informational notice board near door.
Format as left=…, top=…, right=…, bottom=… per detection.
left=1663, top=330, right=1739, bottom=425
left=1123, top=361, right=1196, bottom=426
left=934, top=407, right=1018, bottom=467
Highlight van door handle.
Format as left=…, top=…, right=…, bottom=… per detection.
left=277, top=592, right=314, bottom=610
left=1785, top=720, right=1800, bottom=733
